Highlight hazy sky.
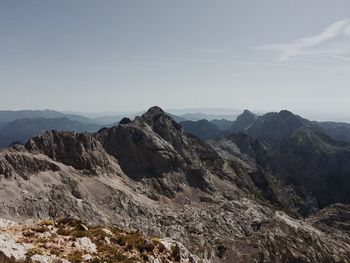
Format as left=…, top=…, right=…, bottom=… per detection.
left=1, top=0, right=350, bottom=120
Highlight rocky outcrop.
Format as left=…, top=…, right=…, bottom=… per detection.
left=308, top=204, right=350, bottom=241
left=0, top=146, right=60, bottom=180
left=25, top=131, right=117, bottom=175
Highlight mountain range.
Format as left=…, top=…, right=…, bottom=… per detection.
left=0, top=106, right=349, bottom=262
left=180, top=109, right=350, bottom=144
left=0, top=117, right=105, bottom=148
left=0, top=110, right=191, bottom=148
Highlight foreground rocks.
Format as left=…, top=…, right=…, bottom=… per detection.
left=0, top=218, right=197, bottom=263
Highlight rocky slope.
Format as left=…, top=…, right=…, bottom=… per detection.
left=210, top=119, right=233, bottom=131
left=0, top=218, right=194, bottom=263
left=0, top=106, right=349, bottom=262
left=270, top=127, right=350, bottom=208
left=209, top=133, right=319, bottom=217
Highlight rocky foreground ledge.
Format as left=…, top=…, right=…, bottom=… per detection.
left=0, top=218, right=196, bottom=263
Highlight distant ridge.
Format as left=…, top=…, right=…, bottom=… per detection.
left=0, top=117, right=104, bottom=148
left=0, top=109, right=94, bottom=124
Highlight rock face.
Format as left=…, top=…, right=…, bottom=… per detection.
left=210, top=133, right=319, bottom=217
left=270, top=127, right=350, bottom=207
left=0, top=106, right=349, bottom=262
left=0, top=146, right=60, bottom=180
left=25, top=130, right=117, bottom=175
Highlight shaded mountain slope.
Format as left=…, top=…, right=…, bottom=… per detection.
left=216, top=109, right=350, bottom=212
left=180, top=119, right=223, bottom=140
left=317, top=121, right=350, bottom=143
left=209, top=133, right=319, bottom=217
left=210, top=119, right=233, bottom=131
left=270, top=127, right=350, bottom=207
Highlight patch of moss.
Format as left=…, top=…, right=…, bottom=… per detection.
left=26, top=246, right=43, bottom=257
left=39, top=219, right=55, bottom=226
left=66, top=251, right=83, bottom=263
left=31, top=226, right=48, bottom=233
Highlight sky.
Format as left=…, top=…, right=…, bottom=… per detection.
left=1, top=0, right=350, bottom=121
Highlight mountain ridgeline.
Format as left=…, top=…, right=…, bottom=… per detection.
left=0, top=106, right=350, bottom=262
left=181, top=109, right=350, bottom=209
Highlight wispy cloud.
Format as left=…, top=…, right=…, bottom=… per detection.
left=130, top=55, right=336, bottom=70
left=257, top=19, right=350, bottom=61
left=193, top=48, right=230, bottom=53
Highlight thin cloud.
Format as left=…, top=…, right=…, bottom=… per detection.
left=194, top=48, right=230, bottom=53
left=258, top=19, right=350, bottom=61
left=130, top=55, right=337, bottom=70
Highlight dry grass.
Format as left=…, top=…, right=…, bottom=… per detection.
left=1, top=218, right=179, bottom=263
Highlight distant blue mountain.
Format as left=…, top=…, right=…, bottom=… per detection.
left=0, top=117, right=104, bottom=148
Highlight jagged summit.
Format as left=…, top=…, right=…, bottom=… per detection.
left=119, top=117, right=131, bottom=125
left=242, top=109, right=255, bottom=115
left=230, top=109, right=257, bottom=133
left=142, top=106, right=166, bottom=118
left=237, top=109, right=257, bottom=123
left=278, top=109, right=295, bottom=116
left=244, top=110, right=311, bottom=146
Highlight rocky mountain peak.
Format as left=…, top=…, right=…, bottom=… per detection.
left=142, top=106, right=166, bottom=118
left=96, top=108, right=226, bottom=195
left=140, top=106, right=178, bottom=129
left=243, top=110, right=311, bottom=147
left=119, top=117, right=131, bottom=125
left=230, top=109, right=258, bottom=133
left=241, top=109, right=255, bottom=116
left=278, top=109, right=294, bottom=116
